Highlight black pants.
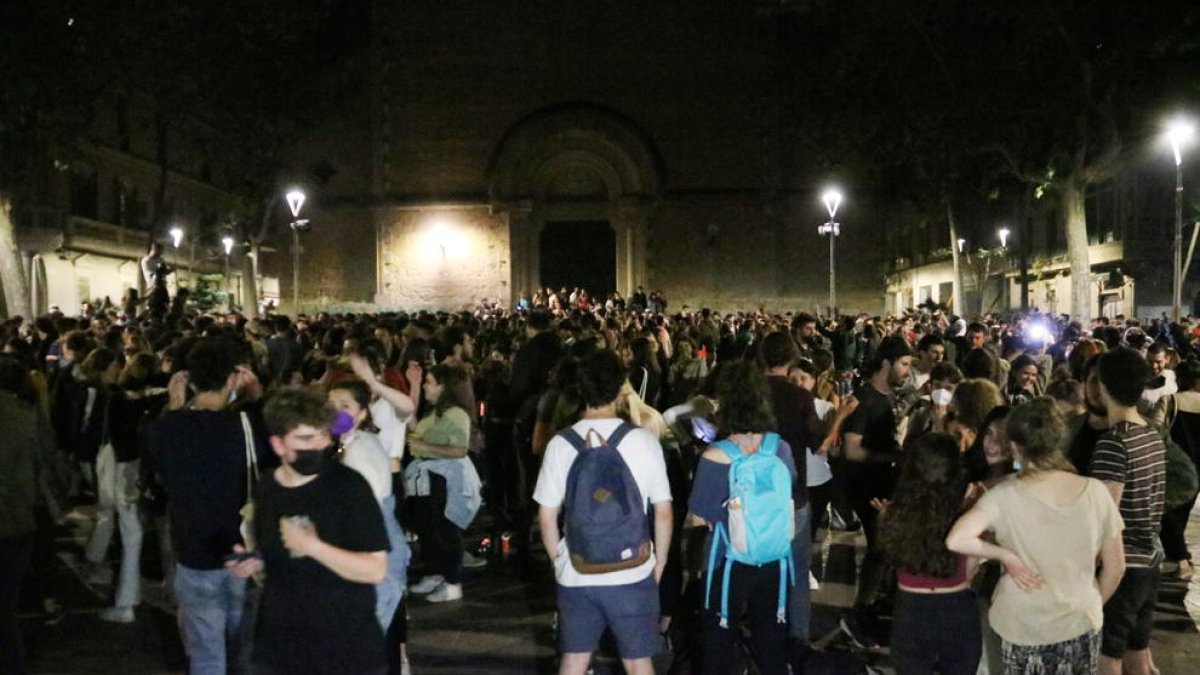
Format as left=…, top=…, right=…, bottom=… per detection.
left=808, top=482, right=833, bottom=542
left=843, top=461, right=896, bottom=610
left=702, top=562, right=789, bottom=675
left=0, top=534, right=34, bottom=675
left=409, top=473, right=463, bottom=584
left=1160, top=493, right=1197, bottom=563
left=484, top=418, right=517, bottom=533
left=386, top=596, right=408, bottom=674
left=891, top=590, right=981, bottom=675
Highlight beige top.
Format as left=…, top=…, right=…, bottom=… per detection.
left=975, top=477, right=1124, bottom=647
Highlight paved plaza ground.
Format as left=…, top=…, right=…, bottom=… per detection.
left=19, top=505, right=1200, bottom=674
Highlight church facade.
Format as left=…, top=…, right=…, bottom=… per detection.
left=274, top=2, right=886, bottom=315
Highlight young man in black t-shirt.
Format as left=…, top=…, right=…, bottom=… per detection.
left=148, top=338, right=271, bottom=675
left=838, top=336, right=913, bottom=649
left=227, top=389, right=389, bottom=675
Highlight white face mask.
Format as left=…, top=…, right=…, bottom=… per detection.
left=931, top=388, right=953, bottom=406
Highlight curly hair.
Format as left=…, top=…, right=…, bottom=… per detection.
left=713, top=360, right=776, bottom=437
left=879, top=433, right=966, bottom=578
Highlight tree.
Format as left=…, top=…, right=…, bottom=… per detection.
left=0, top=1, right=351, bottom=320
left=776, top=0, right=1200, bottom=322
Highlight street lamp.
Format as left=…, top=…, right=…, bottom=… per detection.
left=221, top=233, right=235, bottom=301
left=957, top=238, right=966, bottom=253
left=169, top=226, right=184, bottom=249
left=1167, top=119, right=1195, bottom=321
left=818, top=188, right=843, bottom=316
left=286, top=188, right=309, bottom=315
left=998, top=227, right=1011, bottom=248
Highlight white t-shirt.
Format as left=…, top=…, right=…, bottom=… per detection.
left=370, top=397, right=408, bottom=463
left=341, top=430, right=393, bottom=501
left=806, top=398, right=834, bottom=487
left=533, top=417, right=672, bottom=587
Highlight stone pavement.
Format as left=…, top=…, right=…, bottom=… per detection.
left=19, top=504, right=1200, bottom=674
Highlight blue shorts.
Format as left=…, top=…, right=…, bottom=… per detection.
left=556, top=576, right=660, bottom=659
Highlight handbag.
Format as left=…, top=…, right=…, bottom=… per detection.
left=238, top=412, right=260, bottom=549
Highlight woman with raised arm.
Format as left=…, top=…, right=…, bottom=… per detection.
left=946, top=397, right=1126, bottom=674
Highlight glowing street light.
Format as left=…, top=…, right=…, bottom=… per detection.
left=169, top=226, right=184, bottom=249
left=286, top=189, right=307, bottom=219
left=285, top=188, right=309, bottom=315
left=221, top=234, right=234, bottom=256
left=957, top=238, right=966, bottom=253
left=818, top=188, right=843, bottom=316
left=1166, top=118, right=1195, bottom=321
left=998, top=227, right=1011, bottom=248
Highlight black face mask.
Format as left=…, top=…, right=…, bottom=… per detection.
left=289, top=446, right=333, bottom=476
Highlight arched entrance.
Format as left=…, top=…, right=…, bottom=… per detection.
left=487, top=104, right=663, bottom=306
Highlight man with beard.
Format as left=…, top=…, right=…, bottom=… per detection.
left=837, top=336, right=913, bottom=650
left=227, top=389, right=389, bottom=675
left=1066, top=357, right=1111, bottom=474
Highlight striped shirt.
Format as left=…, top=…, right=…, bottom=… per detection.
left=1089, top=422, right=1167, bottom=567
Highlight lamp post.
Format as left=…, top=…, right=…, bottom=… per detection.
left=169, top=225, right=184, bottom=287
left=286, top=189, right=308, bottom=315
left=818, top=188, right=843, bottom=316
left=1167, top=120, right=1194, bottom=321
left=221, top=233, right=234, bottom=302
left=997, top=228, right=1011, bottom=311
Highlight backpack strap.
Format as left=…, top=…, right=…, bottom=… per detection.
left=758, top=432, right=780, bottom=457
left=558, top=428, right=588, bottom=452
left=605, top=422, right=637, bottom=449
left=559, top=422, right=637, bottom=453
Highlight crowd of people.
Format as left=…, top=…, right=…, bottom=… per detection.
left=0, top=291, right=1195, bottom=675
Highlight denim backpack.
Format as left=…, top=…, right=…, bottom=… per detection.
left=561, top=422, right=651, bottom=574
left=705, top=432, right=795, bottom=627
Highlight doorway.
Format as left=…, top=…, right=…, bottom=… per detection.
left=539, top=221, right=616, bottom=298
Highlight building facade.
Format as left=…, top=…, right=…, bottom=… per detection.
left=273, top=2, right=887, bottom=315
left=6, top=88, right=254, bottom=318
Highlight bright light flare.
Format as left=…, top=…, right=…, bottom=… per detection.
left=998, top=227, right=1011, bottom=248
left=957, top=238, right=966, bottom=253
left=1166, top=119, right=1195, bottom=167
left=1026, top=322, right=1050, bottom=343
left=821, top=188, right=843, bottom=218
left=169, top=226, right=184, bottom=248
left=285, top=189, right=306, bottom=218
left=221, top=235, right=234, bottom=255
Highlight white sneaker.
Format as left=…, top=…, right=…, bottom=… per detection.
left=408, top=575, right=445, bottom=594
left=426, top=582, right=462, bottom=603
left=99, top=606, right=135, bottom=624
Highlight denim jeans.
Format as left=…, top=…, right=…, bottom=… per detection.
left=174, top=564, right=248, bottom=675
left=376, top=495, right=410, bottom=631
left=86, top=444, right=143, bottom=608
left=788, top=504, right=813, bottom=641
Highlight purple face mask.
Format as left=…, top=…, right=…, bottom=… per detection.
left=331, top=410, right=356, bottom=436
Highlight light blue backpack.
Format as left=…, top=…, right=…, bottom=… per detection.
left=705, top=432, right=796, bottom=628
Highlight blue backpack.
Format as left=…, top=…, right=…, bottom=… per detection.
left=561, top=422, right=652, bottom=574
left=705, top=432, right=795, bottom=627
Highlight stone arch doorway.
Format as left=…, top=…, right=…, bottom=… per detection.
left=540, top=221, right=617, bottom=299
left=487, top=103, right=663, bottom=306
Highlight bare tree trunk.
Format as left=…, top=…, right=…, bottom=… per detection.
left=1062, top=179, right=1092, bottom=323
left=0, top=196, right=33, bottom=322
left=947, top=201, right=964, bottom=314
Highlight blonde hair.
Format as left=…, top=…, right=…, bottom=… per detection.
left=620, top=380, right=669, bottom=440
